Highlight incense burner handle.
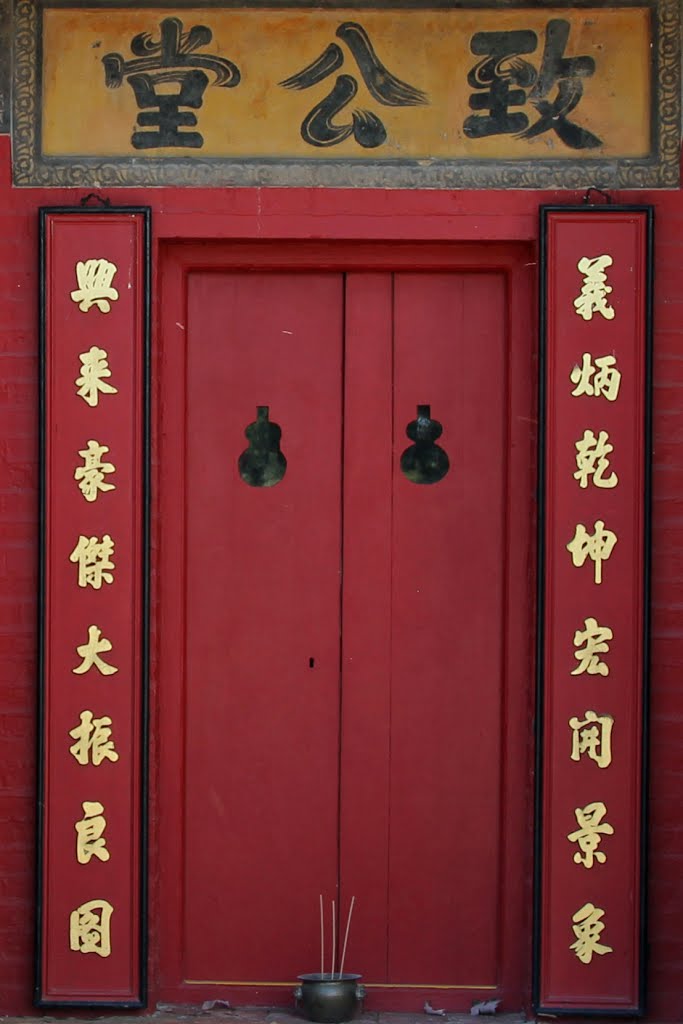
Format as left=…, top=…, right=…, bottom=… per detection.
left=356, top=984, right=366, bottom=1009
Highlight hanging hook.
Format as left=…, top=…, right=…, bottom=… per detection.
left=582, top=187, right=612, bottom=205
left=79, top=193, right=111, bottom=208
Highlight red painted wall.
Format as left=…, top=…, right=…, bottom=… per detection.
left=1, top=131, right=683, bottom=1017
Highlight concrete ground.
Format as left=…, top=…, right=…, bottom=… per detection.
left=1, top=1009, right=528, bottom=1024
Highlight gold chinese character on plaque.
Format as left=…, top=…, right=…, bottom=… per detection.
left=570, top=902, right=613, bottom=963
left=70, top=259, right=119, bottom=313
left=75, top=801, right=110, bottom=864
left=568, top=802, right=614, bottom=868
left=570, top=353, right=621, bottom=402
left=69, top=710, right=119, bottom=766
left=69, top=534, right=115, bottom=589
left=69, top=899, right=113, bottom=957
left=567, top=520, right=617, bottom=585
left=572, top=617, right=613, bottom=677
left=74, top=440, right=116, bottom=502
left=72, top=625, right=118, bottom=677
left=569, top=710, right=613, bottom=769
left=574, top=430, right=618, bottom=489
left=574, top=255, right=615, bottom=322
left=76, top=347, right=118, bottom=408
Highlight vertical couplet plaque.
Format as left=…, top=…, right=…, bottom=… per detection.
left=535, top=206, right=652, bottom=1014
left=37, top=207, right=150, bottom=1005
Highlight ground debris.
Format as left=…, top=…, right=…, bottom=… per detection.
left=470, top=1000, right=501, bottom=1016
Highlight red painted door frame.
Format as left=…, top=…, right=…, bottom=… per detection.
left=152, top=237, right=537, bottom=1012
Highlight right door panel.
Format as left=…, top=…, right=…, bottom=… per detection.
left=341, top=270, right=514, bottom=994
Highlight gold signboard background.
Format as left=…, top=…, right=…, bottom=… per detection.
left=43, top=7, right=649, bottom=160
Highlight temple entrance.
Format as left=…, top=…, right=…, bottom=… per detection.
left=156, top=241, right=535, bottom=1011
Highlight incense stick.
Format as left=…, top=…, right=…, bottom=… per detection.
left=330, top=899, right=336, bottom=980
left=338, top=896, right=356, bottom=979
left=319, top=894, right=324, bottom=979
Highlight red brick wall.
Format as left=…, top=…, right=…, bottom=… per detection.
left=1, top=133, right=682, bottom=1016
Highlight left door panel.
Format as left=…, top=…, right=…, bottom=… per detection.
left=178, top=270, right=344, bottom=985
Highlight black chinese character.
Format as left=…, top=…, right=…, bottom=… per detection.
left=102, top=17, right=240, bottom=150
left=463, top=30, right=538, bottom=139
left=280, top=22, right=428, bottom=149
left=463, top=20, right=601, bottom=150
left=517, top=20, right=601, bottom=149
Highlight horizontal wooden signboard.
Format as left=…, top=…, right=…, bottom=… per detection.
left=13, top=0, right=680, bottom=188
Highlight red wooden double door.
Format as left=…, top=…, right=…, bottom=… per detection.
left=157, top=242, right=534, bottom=1010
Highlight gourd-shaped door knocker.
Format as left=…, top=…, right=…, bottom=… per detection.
left=400, top=404, right=450, bottom=484
left=238, top=405, right=287, bottom=487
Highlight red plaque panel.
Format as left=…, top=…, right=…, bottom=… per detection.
left=535, top=206, right=652, bottom=1015
left=38, top=208, right=150, bottom=1006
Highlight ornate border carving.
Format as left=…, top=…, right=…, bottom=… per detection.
left=12, top=0, right=681, bottom=189
left=0, top=1, right=9, bottom=133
